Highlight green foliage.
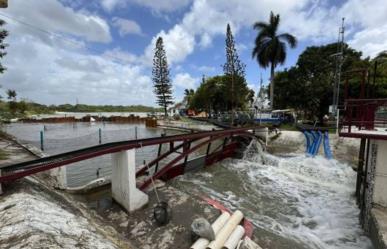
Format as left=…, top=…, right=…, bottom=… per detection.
left=252, top=11, right=297, bottom=108
left=184, top=88, right=195, bottom=107
left=0, top=148, right=8, bottom=160
left=273, top=42, right=370, bottom=121
left=52, top=104, right=161, bottom=113
left=6, top=89, right=16, bottom=100
left=369, top=51, right=387, bottom=97
left=190, top=75, right=251, bottom=114
left=0, top=99, right=162, bottom=121
left=152, top=37, right=173, bottom=116
left=223, top=24, right=246, bottom=78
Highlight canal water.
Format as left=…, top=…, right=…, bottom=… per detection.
left=4, top=122, right=181, bottom=187
left=172, top=141, right=373, bottom=249
left=4, top=123, right=373, bottom=248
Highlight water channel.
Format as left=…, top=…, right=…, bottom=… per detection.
left=4, top=122, right=373, bottom=248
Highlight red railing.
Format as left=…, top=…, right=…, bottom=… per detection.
left=341, top=98, right=387, bottom=133
left=0, top=127, right=260, bottom=183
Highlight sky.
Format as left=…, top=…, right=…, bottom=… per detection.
left=0, top=0, right=386, bottom=106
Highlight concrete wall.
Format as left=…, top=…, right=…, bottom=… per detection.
left=0, top=169, right=2, bottom=195
left=111, top=149, right=148, bottom=212
left=372, top=139, right=387, bottom=207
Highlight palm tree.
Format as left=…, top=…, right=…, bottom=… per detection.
left=6, top=89, right=16, bottom=101
left=252, top=11, right=297, bottom=109
left=184, top=88, right=195, bottom=107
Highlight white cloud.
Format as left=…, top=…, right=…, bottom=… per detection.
left=199, top=33, right=212, bottom=48
left=349, top=24, right=387, bottom=58
left=1, top=33, right=154, bottom=104
left=0, top=0, right=155, bottom=105
left=102, top=48, right=139, bottom=64
left=144, top=25, right=195, bottom=65
left=5, top=0, right=112, bottom=43
left=1, top=35, right=154, bottom=105
left=100, top=0, right=123, bottom=12
left=101, top=0, right=192, bottom=13
left=173, top=73, right=198, bottom=89
left=142, top=0, right=387, bottom=64
left=112, top=17, right=143, bottom=36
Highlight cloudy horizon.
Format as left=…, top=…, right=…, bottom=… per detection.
left=0, top=0, right=386, bottom=106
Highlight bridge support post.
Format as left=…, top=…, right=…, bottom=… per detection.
left=111, top=149, right=148, bottom=212
left=50, top=167, right=67, bottom=189
left=0, top=169, right=2, bottom=195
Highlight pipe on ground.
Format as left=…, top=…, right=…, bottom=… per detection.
left=206, top=210, right=244, bottom=249
left=222, top=225, right=245, bottom=249
left=191, top=212, right=231, bottom=249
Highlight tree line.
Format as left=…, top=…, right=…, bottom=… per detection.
left=152, top=11, right=298, bottom=116
left=272, top=43, right=387, bottom=122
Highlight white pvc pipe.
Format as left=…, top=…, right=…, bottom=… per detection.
left=222, top=225, right=245, bottom=249
left=206, top=210, right=244, bottom=249
left=191, top=212, right=231, bottom=249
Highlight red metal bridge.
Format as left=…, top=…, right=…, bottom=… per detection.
left=0, top=127, right=261, bottom=190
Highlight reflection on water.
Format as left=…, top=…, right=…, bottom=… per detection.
left=5, top=122, right=180, bottom=187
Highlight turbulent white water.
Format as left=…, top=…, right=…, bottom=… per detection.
left=174, top=141, right=373, bottom=249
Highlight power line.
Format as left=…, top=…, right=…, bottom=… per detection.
left=0, top=11, right=138, bottom=65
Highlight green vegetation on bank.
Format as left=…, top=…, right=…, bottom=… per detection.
left=50, top=104, right=163, bottom=113
left=0, top=99, right=162, bottom=121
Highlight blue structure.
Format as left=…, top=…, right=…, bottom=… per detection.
left=323, top=131, right=333, bottom=159
left=303, top=130, right=332, bottom=159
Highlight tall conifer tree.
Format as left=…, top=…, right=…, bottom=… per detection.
left=223, top=24, right=246, bottom=113
left=0, top=19, right=7, bottom=74
left=223, top=24, right=245, bottom=78
left=152, top=37, right=173, bottom=117
left=0, top=19, right=8, bottom=100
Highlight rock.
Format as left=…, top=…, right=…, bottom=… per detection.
left=191, top=217, right=215, bottom=241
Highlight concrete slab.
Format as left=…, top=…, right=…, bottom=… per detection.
left=0, top=139, right=36, bottom=167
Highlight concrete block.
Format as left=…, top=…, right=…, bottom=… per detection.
left=50, top=166, right=67, bottom=189
left=111, top=149, right=148, bottom=212
left=0, top=169, right=2, bottom=195
left=376, top=140, right=387, bottom=175
left=374, top=175, right=387, bottom=207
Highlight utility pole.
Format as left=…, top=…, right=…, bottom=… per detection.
left=259, top=74, right=263, bottom=125
left=331, top=18, right=345, bottom=133
left=332, top=18, right=345, bottom=114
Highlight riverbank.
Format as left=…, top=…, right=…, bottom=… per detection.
left=0, top=135, right=262, bottom=248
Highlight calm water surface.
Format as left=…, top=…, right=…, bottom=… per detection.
left=5, top=122, right=180, bottom=186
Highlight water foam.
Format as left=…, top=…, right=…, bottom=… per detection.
left=176, top=140, right=373, bottom=249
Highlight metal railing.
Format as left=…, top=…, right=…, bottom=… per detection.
left=340, top=98, right=387, bottom=134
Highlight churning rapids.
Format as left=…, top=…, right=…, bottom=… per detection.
left=172, top=140, right=373, bottom=249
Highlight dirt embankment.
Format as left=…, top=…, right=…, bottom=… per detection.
left=0, top=138, right=135, bottom=249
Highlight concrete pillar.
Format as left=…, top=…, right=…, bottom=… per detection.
left=371, top=139, right=387, bottom=207
left=0, top=169, right=3, bottom=195
left=50, top=167, right=67, bottom=189
left=111, top=149, right=148, bottom=212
